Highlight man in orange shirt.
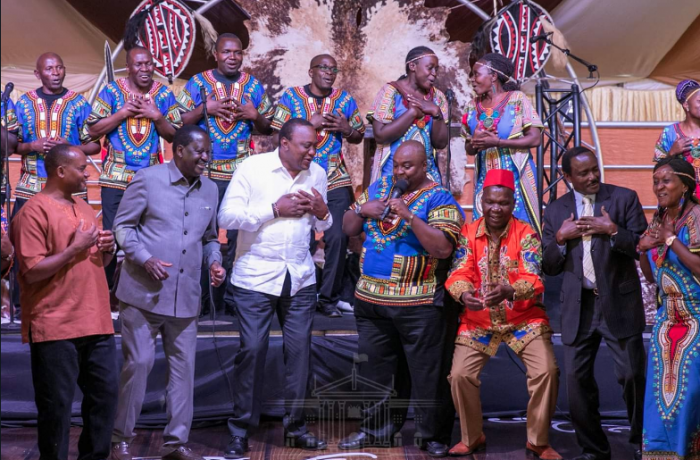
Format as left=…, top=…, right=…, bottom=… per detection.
left=11, top=144, right=118, bottom=460
left=445, top=169, right=561, bottom=460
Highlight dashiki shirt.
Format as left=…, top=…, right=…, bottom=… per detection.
left=14, top=89, right=91, bottom=199
left=462, top=91, right=544, bottom=234
left=642, top=206, right=700, bottom=460
left=82, top=78, right=182, bottom=190
left=271, top=85, right=365, bottom=191
left=1, top=98, right=18, bottom=200
left=445, top=217, right=550, bottom=355
left=654, top=122, right=700, bottom=199
left=351, top=176, right=464, bottom=306
left=178, top=70, right=273, bottom=181
left=367, top=83, right=448, bottom=184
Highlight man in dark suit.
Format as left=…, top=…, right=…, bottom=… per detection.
left=542, top=147, right=647, bottom=460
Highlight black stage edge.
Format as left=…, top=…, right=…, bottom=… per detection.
left=1, top=332, right=649, bottom=427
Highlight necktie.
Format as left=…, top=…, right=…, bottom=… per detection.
left=582, top=196, right=596, bottom=286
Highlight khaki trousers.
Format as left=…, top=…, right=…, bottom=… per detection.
left=448, top=333, right=560, bottom=447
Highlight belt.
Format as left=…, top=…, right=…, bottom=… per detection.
left=583, top=287, right=599, bottom=296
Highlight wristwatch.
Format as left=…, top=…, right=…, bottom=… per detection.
left=354, top=204, right=364, bottom=218
left=666, top=235, right=677, bottom=247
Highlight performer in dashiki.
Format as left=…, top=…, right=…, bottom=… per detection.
left=462, top=53, right=543, bottom=234
left=271, top=54, right=365, bottom=317
left=367, top=46, right=449, bottom=184
left=13, top=53, right=100, bottom=212
left=445, top=169, right=561, bottom=460
left=178, top=33, right=273, bottom=313
left=638, top=157, right=700, bottom=460
left=83, top=46, right=182, bottom=233
left=1, top=95, right=18, bottom=206
left=339, top=140, right=464, bottom=456
left=653, top=79, right=700, bottom=198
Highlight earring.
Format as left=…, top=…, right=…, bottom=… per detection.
left=679, top=193, right=687, bottom=209
left=491, top=84, right=497, bottom=95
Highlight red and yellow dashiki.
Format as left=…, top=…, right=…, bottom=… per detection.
left=445, top=216, right=550, bottom=355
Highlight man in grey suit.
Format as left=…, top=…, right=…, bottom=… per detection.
left=110, top=125, right=226, bottom=460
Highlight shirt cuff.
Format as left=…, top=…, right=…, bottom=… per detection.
left=134, top=249, right=153, bottom=267
left=448, top=280, right=475, bottom=303
left=512, top=280, right=535, bottom=301
left=207, top=250, right=222, bottom=267
left=258, top=202, right=276, bottom=225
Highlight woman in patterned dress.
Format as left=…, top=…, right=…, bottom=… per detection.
left=462, top=53, right=543, bottom=234
left=367, top=46, right=449, bottom=184
left=638, top=156, right=700, bottom=460
left=654, top=80, right=700, bottom=199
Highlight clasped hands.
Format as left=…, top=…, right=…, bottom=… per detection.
left=276, top=188, right=328, bottom=220
left=143, top=258, right=226, bottom=286
left=555, top=206, right=618, bottom=245
left=460, top=283, right=516, bottom=311
left=361, top=198, right=412, bottom=223
left=638, top=219, right=675, bottom=252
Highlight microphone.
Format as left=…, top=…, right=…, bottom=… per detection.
left=445, top=89, right=455, bottom=102
left=380, top=179, right=409, bottom=220
left=1, top=83, right=14, bottom=103
left=199, top=86, right=207, bottom=105
left=529, top=31, right=553, bottom=43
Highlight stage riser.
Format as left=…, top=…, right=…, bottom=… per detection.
left=1, top=335, right=645, bottom=426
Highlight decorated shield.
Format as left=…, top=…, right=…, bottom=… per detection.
left=131, top=0, right=196, bottom=82
left=489, top=1, right=554, bottom=82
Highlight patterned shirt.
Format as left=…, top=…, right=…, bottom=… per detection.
left=367, top=83, right=448, bottom=183
left=14, top=89, right=92, bottom=198
left=1, top=98, right=18, bottom=199
left=654, top=122, right=700, bottom=198
left=272, top=86, right=365, bottom=191
left=82, top=78, right=182, bottom=190
left=178, top=70, right=273, bottom=180
left=445, top=217, right=550, bottom=355
left=351, top=176, right=464, bottom=307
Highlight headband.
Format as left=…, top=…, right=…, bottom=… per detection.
left=406, top=53, right=437, bottom=64
left=685, top=88, right=700, bottom=104
left=475, top=62, right=518, bottom=86
left=674, top=171, right=696, bottom=182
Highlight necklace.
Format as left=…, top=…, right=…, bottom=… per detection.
left=477, top=92, right=509, bottom=131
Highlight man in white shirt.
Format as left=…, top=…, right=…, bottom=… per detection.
left=218, top=118, right=330, bottom=458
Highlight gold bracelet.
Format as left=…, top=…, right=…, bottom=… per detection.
left=408, top=213, right=415, bottom=226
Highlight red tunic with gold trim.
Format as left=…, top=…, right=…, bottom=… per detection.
left=445, top=216, right=550, bottom=355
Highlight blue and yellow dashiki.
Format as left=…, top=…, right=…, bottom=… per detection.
left=367, top=83, right=448, bottom=184
left=462, top=91, right=543, bottom=234
left=272, top=86, right=365, bottom=191
left=654, top=122, right=700, bottom=199
left=351, top=176, right=464, bottom=307
left=178, top=70, right=273, bottom=180
left=642, top=205, right=700, bottom=460
left=83, top=78, right=182, bottom=190
left=14, top=89, right=91, bottom=198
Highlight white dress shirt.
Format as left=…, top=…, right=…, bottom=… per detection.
left=218, top=149, right=333, bottom=296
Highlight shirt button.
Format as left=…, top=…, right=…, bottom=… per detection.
left=184, top=230, right=188, bottom=235
left=182, top=249, right=186, bottom=254
left=185, top=212, right=189, bottom=217
left=180, top=269, right=184, bottom=273
left=186, top=193, right=190, bottom=198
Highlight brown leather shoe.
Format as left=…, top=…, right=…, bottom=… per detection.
left=162, top=445, right=204, bottom=460
left=526, top=442, right=563, bottom=460
left=448, top=434, right=486, bottom=456
left=111, top=442, right=132, bottom=460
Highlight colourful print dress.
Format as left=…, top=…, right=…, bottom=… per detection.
left=643, top=205, right=700, bottom=460
left=461, top=91, right=543, bottom=234
left=367, top=83, right=449, bottom=184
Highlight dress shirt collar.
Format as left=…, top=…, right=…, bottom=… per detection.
left=269, top=148, right=311, bottom=180
left=168, top=160, right=201, bottom=189
left=573, top=188, right=595, bottom=209
left=476, top=217, right=512, bottom=240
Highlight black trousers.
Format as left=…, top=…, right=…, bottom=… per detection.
left=30, top=333, right=119, bottom=460
left=317, top=187, right=352, bottom=309
left=434, top=296, right=460, bottom=445
left=100, top=187, right=125, bottom=290
left=565, top=289, right=646, bottom=460
left=227, top=273, right=317, bottom=438
left=201, top=179, right=238, bottom=312
left=354, top=298, right=446, bottom=446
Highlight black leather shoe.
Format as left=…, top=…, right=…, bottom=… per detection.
left=633, top=449, right=642, bottom=460
left=224, top=436, right=248, bottom=459
left=424, top=441, right=449, bottom=458
left=318, top=304, right=343, bottom=318
left=291, top=432, right=327, bottom=450
left=339, top=432, right=374, bottom=450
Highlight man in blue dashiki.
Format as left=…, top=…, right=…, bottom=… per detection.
left=13, top=53, right=100, bottom=211
left=1, top=96, right=18, bottom=206
left=82, top=46, right=182, bottom=287
left=339, top=140, right=464, bottom=455
left=178, top=33, right=273, bottom=314
left=272, top=54, right=365, bottom=317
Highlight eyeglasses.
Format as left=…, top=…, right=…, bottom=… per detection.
left=311, top=65, right=340, bottom=74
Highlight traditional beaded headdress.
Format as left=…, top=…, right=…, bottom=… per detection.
left=475, top=62, right=518, bottom=86
left=406, top=53, right=438, bottom=64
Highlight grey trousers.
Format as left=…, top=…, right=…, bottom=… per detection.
left=112, top=303, right=198, bottom=453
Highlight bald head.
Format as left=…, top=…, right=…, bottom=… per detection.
left=36, top=52, right=63, bottom=70
left=394, top=140, right=427, bottom=163
left=310, top=54, right=335, bottom=68
left=126, top=46, right=152, bottom=65
left=45, top=145, right=82, bottom=177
